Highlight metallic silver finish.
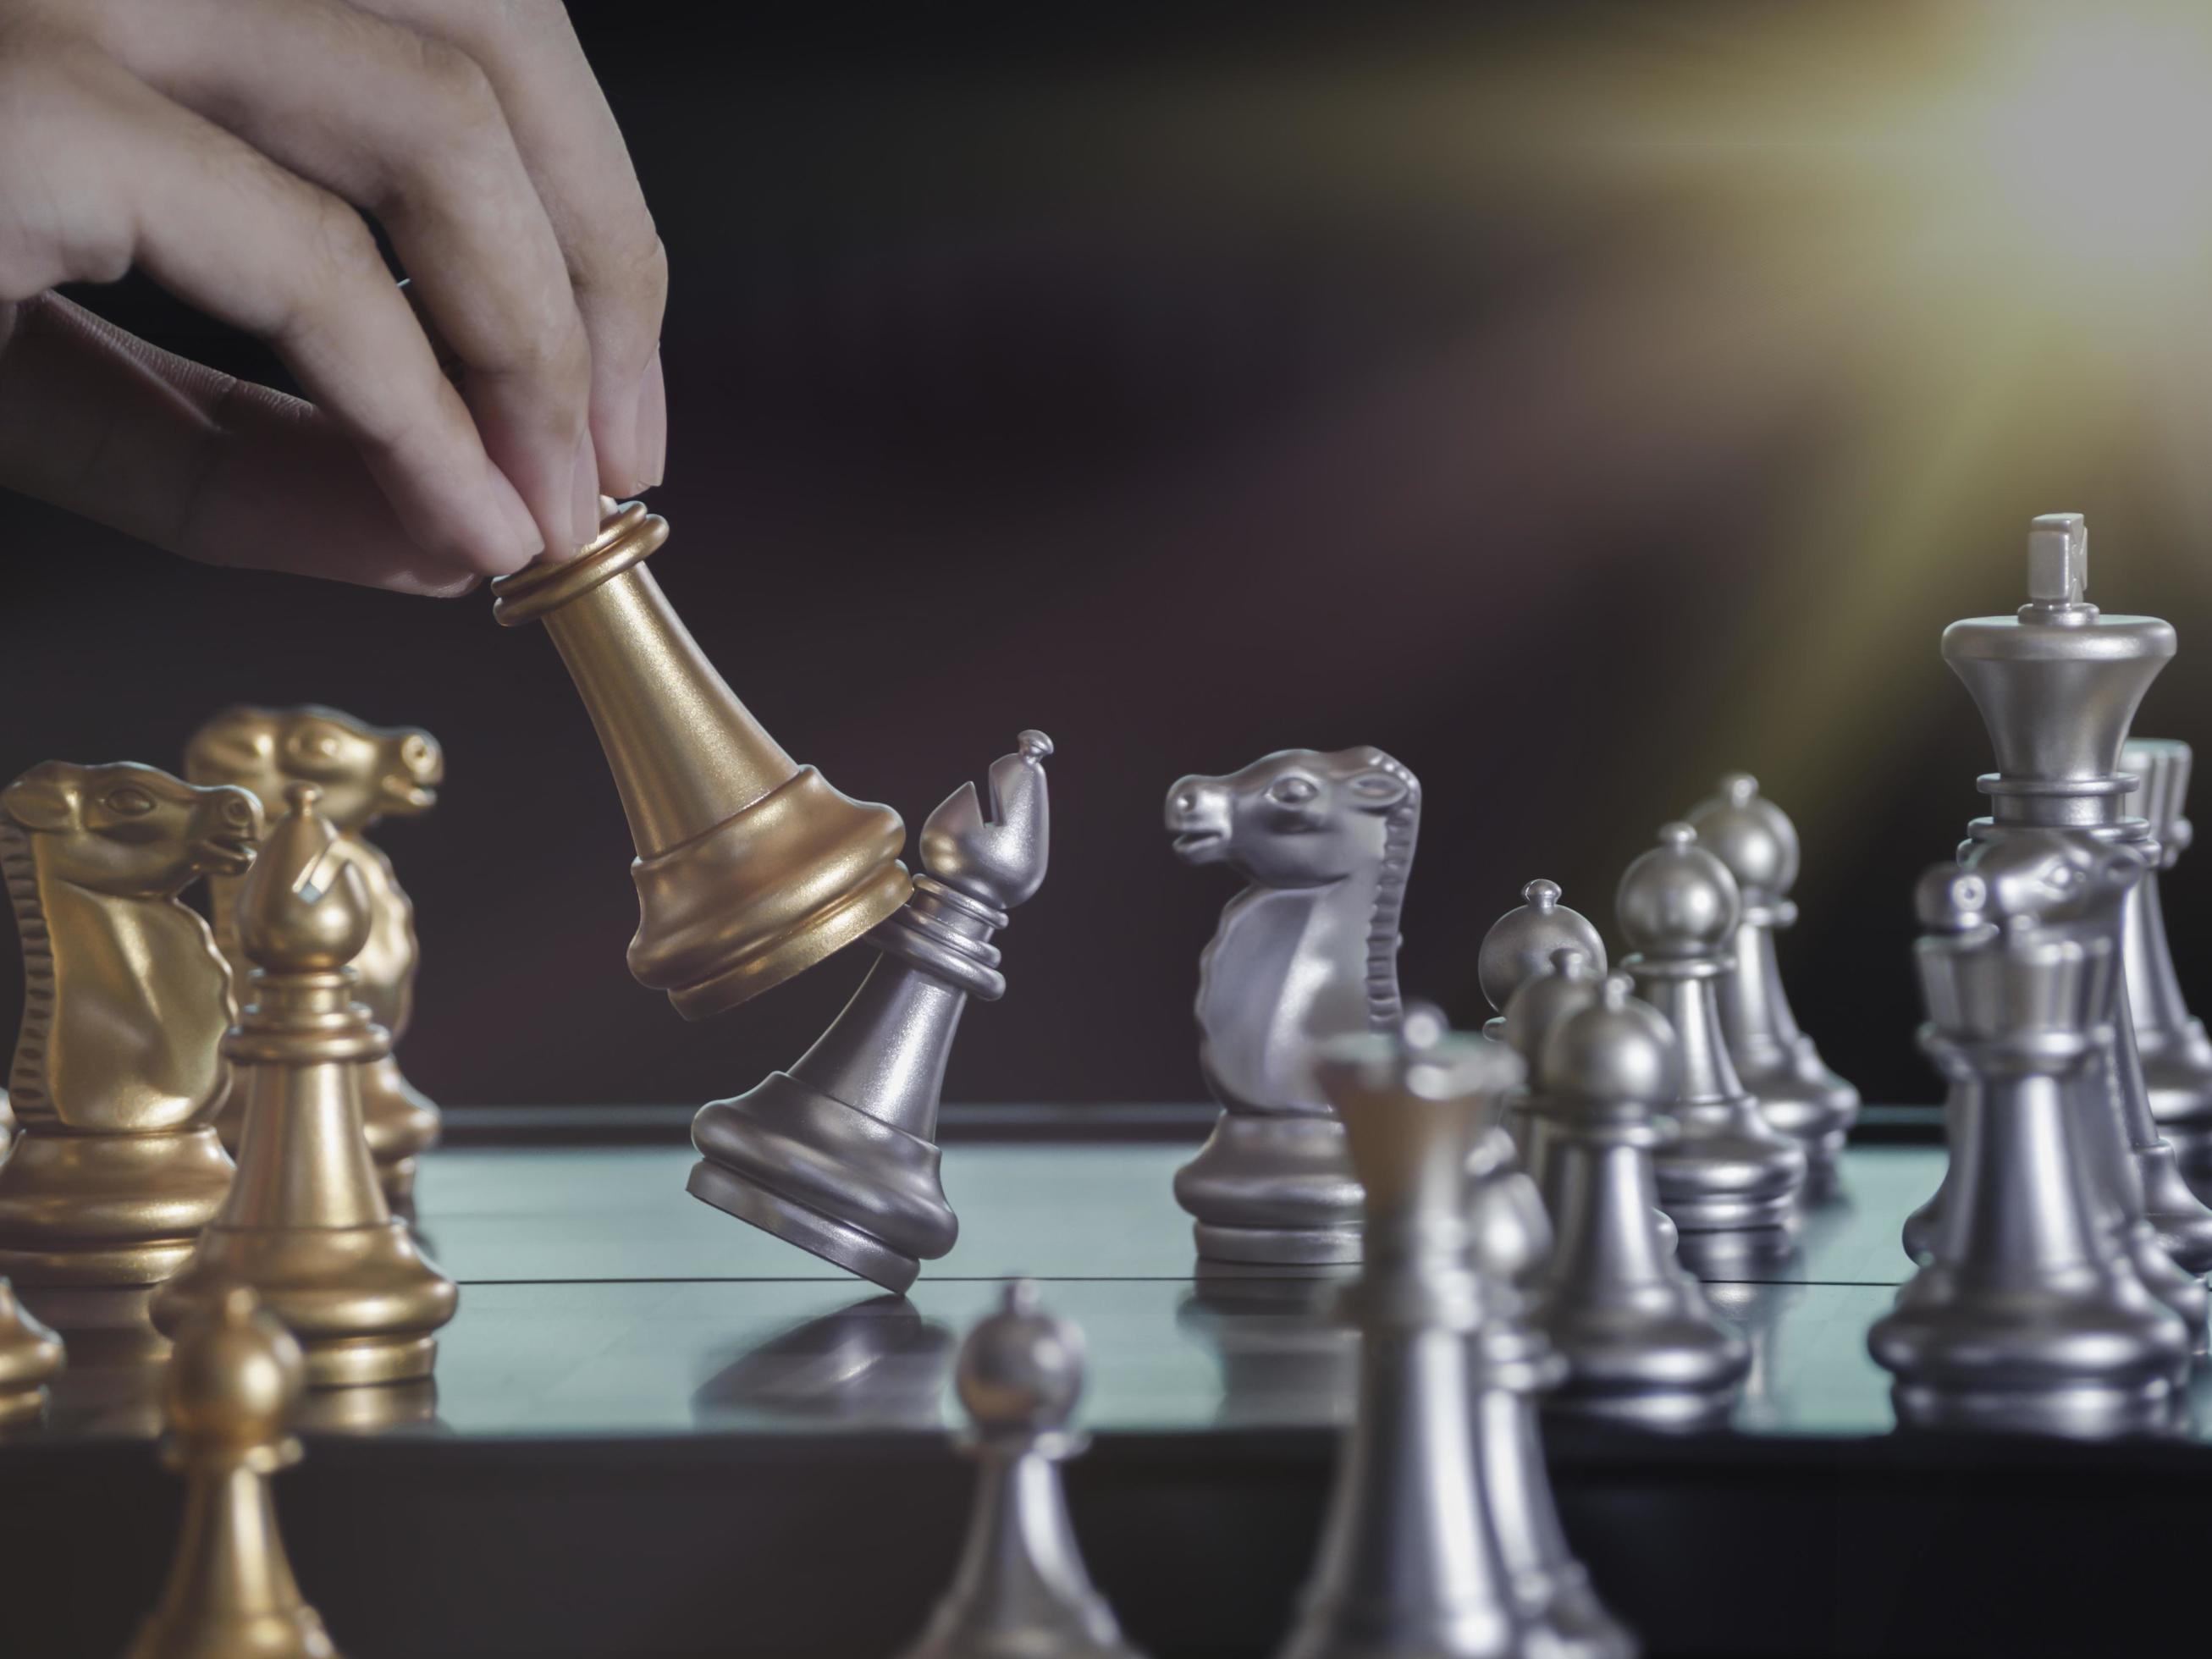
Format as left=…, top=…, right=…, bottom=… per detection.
left=1939, top=518, right=2212, bottom=1287
left=1685, top=775, right=1859, bottom=1193
left=1481, top=882, right=1606, bottom=1184
left=1166, top=748, right=1421, bottom=1266
left=1530, top=976, right=1749, bottom=1430
left=2120, top=738, right=2212, bottom=1186
left=689, top=733, right=1053, bottom=1293
left=1868, top=862, right=2191, bottom=1436
left=896, top=1281, right=1143, bottom=1659
left=1618, top=824, right=1807, bottom=1273
left=1278, top=1013, right=1632, bottom=1659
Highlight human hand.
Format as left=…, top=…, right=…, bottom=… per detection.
left=0, top=0, right=666, bottom=595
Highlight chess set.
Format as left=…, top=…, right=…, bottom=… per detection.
left=4, top=501, right=2212, bottom=1657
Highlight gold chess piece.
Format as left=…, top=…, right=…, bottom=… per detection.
left=152, top=785, right=456, bottom=1387
left=0, top=1277, right=64, bottom=1425
left=0, top=762, right=256, bottom=1302
left=126, top=1286, right=341, bottom=1659
left=186, top=707, right=444, bottom=1205
left=491, top=498, right=913, bottom=1016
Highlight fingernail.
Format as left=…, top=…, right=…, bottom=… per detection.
left=632, top=348, right=666, bottom=491
left=570, top=429, right=602, bottom=552
left=488, top=465, right=545, bottom=566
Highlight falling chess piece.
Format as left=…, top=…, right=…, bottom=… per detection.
left=1617, top=824, right=1807, bottom=1273
left=491, top=498, right=911, bottom=1016
left=1685, top=775, right=1859, bottom=1194
left=186, top=707, right=445, bottom=1206
left=895, top=1281, right=1144, bottom=1659
left=0, top=1278, right=64, bottom=1425
left=1280, top=1013, right=1630, bottom=1659
left=1166, top=748, right=1421, bottom=1267
left=0, top=763, right=255, bottom=1320
left=152, top=785, right=457, bottom=1386
left=1480, top=882, right=1607, bottom=1180
left=1943, top=514, right=2212, bottom=1279
left=691, top=733, right=1053, bottom=1293
left=1867, top=864, right=2191, bottom=1436
left=1530, top=977, right=1748, bottom=1430
left=2120, top=738, right=2212, bottom=1189
left=124, top=1286, right=340, bottom=1659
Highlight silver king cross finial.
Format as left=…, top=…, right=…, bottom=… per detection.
left=2027, top=513, right=2088, bottom=608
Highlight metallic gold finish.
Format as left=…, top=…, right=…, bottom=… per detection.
left=0, top=762, right=255, bottom=1288
left=186, top=706, right=444, bottom=1204
left=126, top=1286, right=342, bottom=1659
left=152, top=786, right=457, bottom=1388
left=0, top=1277, right=64, bottom=1425
left=490, top=498, right=911, bottom=1017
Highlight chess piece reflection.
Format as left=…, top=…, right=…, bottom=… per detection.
left=186, top=706, right=444, bottom=1205
left=1281, top=1011, right=1630, bottom=1659
left=1531, top=978, right=1747, bottom=1430
left=0, top=1278, right=64, bottom=1425
left=1176, top=1276, right=1357, bottom=1430
left=1685, top=775, right=1859, bottom=1193
left=1166, top=748, right=1421, bottom=1267
left=125, top=1287, right=341, bottom=1659
left=895, top=1281, right=1144, bottom=1659
left=691, top=732, right=1052, bottom=1294
left=1869, top=865, right=2190, bottom=1437
left=1942, top=515, right=2212, bottom=1283
left=152, top=785, right=457, bottom=1386
left=1618, top=824, right=1806, bottom=1273
left=694, top=1296, right=956, bottom=1428
left=491, top=499, right=911, bottom=1015
left=0, top=762, right=255, bottom=1308
left=2119, top=738, right=2212, bottom=1190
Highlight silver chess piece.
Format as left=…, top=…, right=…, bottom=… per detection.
left=1165, top=748, right=1420, bottom=1266
left=1278, top=1011, right=1632, bottom=1659
left=1530, top=976, right=1749, bottom=1430
left=1618, top=824, right=1807, bottom=1273
left=1942, top=515, right=2212, bottom=1281
left=2121, top=738, right=2212, bottom=1188
left=895, top=1281, right=1144, bottom=1659
left=689, top=732, right=1053, bottom=1294
left=1480, top=883, right=1607, bottom=1184
left=1685, top=775, right=1859, bottom=1193
left=1868, top=864, right=2191, bottom=1436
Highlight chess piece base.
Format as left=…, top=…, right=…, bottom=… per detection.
left=128, top=1604, right=339, bottom=1659
left=2142, top=1025, right=2212, bottom=1183
left=1175, top=1113, right=1363, bottom=1265
left=152, top=1221, right=455, bottom=1387
left=1538, top=1312, right=1749, bottom=1433
left=0, top=1281, right=63, bottom=1426
left=688, top=1072, right=958, bottom=1294
left=687, top=1157, right=919, bottom=1296
left=0, top=1128, right=234, bottom=1287
left=2134, top=1138, right=2212, bottom=1274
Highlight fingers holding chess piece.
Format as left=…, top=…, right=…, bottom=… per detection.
left=1685, top=775, right=1858, bottom=1193
left=0, top=763, right=254, bottom=1314
left=895, top=1281, right=1144, bottom=1659
left=1618, top=824, right=1806, bottom=1274
left=152, top=785, right=457, bottom=1387
left=492, top=499, right=912, bottom=1015
left=0, top=1278, right=64, bottom=1426
left=690, top=733, right=1053, bottom=1293
left=2119, top=738, right=2212, bottom=1190
left=1167, top=748, right=1421, bottom=1267
left=125, top=1286, right=340, bottom=1659
left=186, top=707, right=444, bottom=1206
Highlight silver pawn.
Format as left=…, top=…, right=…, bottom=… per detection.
left=1942, top=515, right=2212, bottom=1281
left=1530, top=976, right=1749, bottom=1430
left=1868, top=865, right=2190, bottom=1436
left=1685, top=775, right=1859, bottom=1194
left=1618, top=824, right=1807, bottom=1272
left=2121, top=738, right=2212, bottom=1189
left=689, top=732, right=1053, bottom=1294
left=896, top=1281, right=1143, bottom=1659
left=1280, top=1012, right=1632, bottom=1659
left=1479, top=880, right=1607, bottom=1177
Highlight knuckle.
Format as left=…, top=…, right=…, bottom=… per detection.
left=406, top=35, right=504, bottom=137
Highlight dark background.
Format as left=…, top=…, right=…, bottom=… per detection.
left=7, top=3, right=2212, bottom=1113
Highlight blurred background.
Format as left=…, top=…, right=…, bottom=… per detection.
left=6, top=1, right=2212, bottom=1114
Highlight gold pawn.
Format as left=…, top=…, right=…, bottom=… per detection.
left=0, top=1276, right=63, bottom=1425
left=126, top=1285, right=341, bottom=1659
left=151, top=785, right=456, bottom=1387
